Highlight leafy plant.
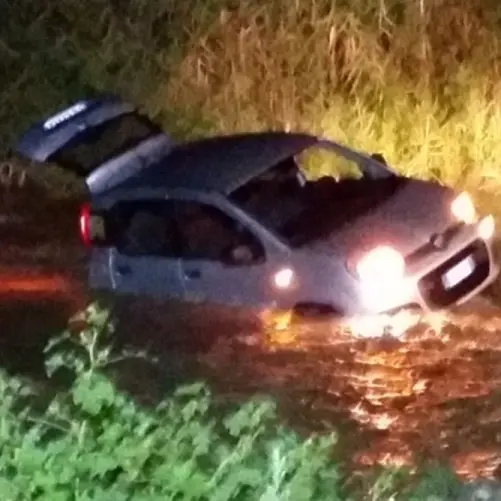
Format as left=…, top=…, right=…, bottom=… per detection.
left=0, top=302, right=467, bottom=500
left=0, top=303, right=351, bottom=500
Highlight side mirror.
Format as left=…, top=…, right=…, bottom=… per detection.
left=371, top=153, right=388, bottom=165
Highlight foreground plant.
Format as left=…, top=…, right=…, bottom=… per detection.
left=0, top=303, right=346, bottom=500
left=0, top=302, right=474, bottom=500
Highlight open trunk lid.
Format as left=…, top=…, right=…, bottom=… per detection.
left=14, top=94, right=174, bottom=195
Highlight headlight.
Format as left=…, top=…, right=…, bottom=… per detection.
left=451, top=192, right=476, bottom=224
left=355, top=246, right=410, bottom=313
left=356, top=245, right=405, bottom=282
left=478, top=215, right=495, bottom=240
left=273, top=267, right=295, bottom=289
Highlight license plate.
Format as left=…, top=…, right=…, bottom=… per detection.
left=441, top=255, right=475, bottom=289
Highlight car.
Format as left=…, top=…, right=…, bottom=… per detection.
left=14, top=94, right=500, bottom=320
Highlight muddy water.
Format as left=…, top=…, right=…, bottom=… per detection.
left=182, top=303, right=501, bottom=480
left=3, top=264, right=501, bottom=481
left=2, top=191, right=501, bottom=481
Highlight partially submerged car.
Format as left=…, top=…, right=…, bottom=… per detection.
left=15, top=95, right=500, bottom=318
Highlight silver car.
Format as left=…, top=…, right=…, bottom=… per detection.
left=15, top=95, right=500, bottom=318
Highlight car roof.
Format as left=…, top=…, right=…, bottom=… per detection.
left=114, top=131, right=319, bottom=195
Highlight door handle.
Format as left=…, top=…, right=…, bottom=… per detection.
left=116, top=264, right=132, bottom=276
left=184, top=268, right=201, bottom=280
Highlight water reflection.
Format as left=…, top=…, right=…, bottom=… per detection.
left=199, top=301, right=501, bottom=481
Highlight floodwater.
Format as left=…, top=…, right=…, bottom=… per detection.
left=203, top=304, right=501, bottom=480
left=2, top=189, right=501, bottom=482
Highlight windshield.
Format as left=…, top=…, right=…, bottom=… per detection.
left=47, top=112, right=162, bottom=176
left=228, top=143, right=398, bottom=247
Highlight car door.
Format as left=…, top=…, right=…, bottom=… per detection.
left=173, top=200, right=272, bottom=308
left=14, top=94, right=174, bottom=195
left=104, top=199, right=185, bottom=300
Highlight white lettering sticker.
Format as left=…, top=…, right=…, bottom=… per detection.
left=43, top=102, right=87, bottom=130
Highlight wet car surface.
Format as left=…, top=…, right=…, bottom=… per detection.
left=2, top=188, right=501, bottom=482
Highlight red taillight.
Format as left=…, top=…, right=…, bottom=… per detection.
left=79, top=202, right=92, bottom=247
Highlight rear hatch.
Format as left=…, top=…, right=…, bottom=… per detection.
left=14, top=94, right=174, bottom=195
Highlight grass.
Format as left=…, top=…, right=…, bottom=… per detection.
left=165, top=0, right=501, bottom=202
left=3, top=0, right=501, bottom=210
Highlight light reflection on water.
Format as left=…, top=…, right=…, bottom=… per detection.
left=201, top=300, right=501, bottom=481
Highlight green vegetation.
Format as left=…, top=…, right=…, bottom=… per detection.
left=0, top=302, right=466, bottom=500
left=2, top=0, right=501, bottom=208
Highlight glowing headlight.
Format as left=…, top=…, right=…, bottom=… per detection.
left=355, top=246, right=409, bottom=313
left=273, top=267, right=295, bottom=289
left=478, top=215, right=495, bottom=240
left=356, top=246, right=405, bottom=282
left=451, top=192, right=477, bottom=224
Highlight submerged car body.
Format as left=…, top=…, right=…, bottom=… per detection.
left=15, top=95, right=500, bottom=317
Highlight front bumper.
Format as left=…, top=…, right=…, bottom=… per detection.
left=358, top=218, right=500, bottom=314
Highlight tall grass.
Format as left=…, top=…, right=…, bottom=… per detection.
left=167, top=0, right=501, bottom=193
left=2, top=0, right=501, bottom=208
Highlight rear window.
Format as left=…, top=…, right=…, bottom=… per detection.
left=48, top=112, right=161, bottom=175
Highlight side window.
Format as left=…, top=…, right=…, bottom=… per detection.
left=296, top=145, right=364, bottom=181
left=174, top=201, right=265, bottom=265
left=112, top=200, right=180, bottom=257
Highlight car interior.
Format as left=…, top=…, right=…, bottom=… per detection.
left=113, top=200, right=264, bottom=265
left=109, top=150, right=384, bottom=260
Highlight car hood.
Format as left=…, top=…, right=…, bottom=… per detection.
left=297, top=177, right=457, bottom=258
